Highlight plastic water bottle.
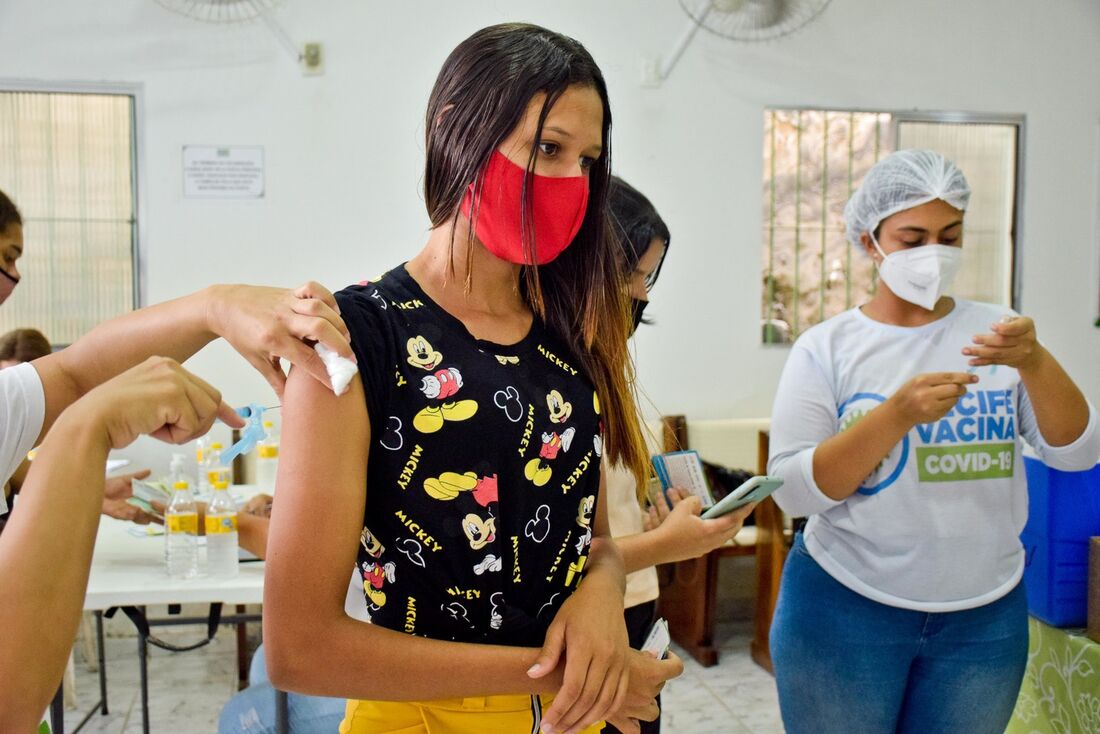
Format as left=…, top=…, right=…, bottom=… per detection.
left=168, top=452, right=195, bottom=494
left=165, top=479, right=198, bottom=579
left=256, top=421, right=279, bottom=493
left=195, top=437, right=211, bottom=495
left=205, top=480, right=239, bottom=578
left=206, top=442, right=232, bottom=493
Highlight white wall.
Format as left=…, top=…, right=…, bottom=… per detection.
left=1, top=0, right=1098, bottom=471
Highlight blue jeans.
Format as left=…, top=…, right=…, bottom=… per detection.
left=218, top=645, right=346, bottom=734
left=770, top=533, right=1028, bottom=734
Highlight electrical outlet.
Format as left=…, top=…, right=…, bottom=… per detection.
left=640, top=55, right=662, bottom=88
left=300, top=42, right=324, bottom=76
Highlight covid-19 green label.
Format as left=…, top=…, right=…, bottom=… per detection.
left=916, top=442, right=1015, bottom=482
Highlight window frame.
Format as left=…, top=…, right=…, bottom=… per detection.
left=761, top=105, right=1026, bottom=345
left=0, top=79, right=146, bottom=317
left=890, top=110, right=1026, bottom=311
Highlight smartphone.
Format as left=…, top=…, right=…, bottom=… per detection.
left=641, top=617, right=671, bottom=660
left=699, top=475, right=783, bottom=520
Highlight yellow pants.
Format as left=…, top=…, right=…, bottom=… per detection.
left=339, top=694, right=605, bottom=734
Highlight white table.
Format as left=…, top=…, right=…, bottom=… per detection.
left=84, top=516, right=265, bottom=608
left=62, top=488, right=283, bottom=734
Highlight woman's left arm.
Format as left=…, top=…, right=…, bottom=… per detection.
left=967, top=316, right=1092, bottom=446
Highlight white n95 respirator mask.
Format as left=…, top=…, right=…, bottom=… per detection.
left=870, top=235, right=962, bottom=311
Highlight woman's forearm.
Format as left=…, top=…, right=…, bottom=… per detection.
left=617, top=529, right=673, bottom=574
left=1018, top=346, right=1091, bottom=447
left=35, top=288, right=216, bottom=444
left=0, top=407, right=109, bottom=730
left=266, top=611, right=564, bottom=700
left=266, top=540, right=621, bottom=701
left=812, top=398, right=912, bottom=501
left=238, top=512, right=269, bottom=559
left=582, top=535, right=626, bottom=594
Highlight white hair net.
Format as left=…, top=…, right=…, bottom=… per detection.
left=844, top=149, right=971, bottom=248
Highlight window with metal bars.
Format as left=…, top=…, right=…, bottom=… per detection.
left=0, top=88, right=138, bottom=347
left=761, top=108, right=1021, bottom=344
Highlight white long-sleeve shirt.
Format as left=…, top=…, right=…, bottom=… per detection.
left=768, top=300, right=1100, bottom=612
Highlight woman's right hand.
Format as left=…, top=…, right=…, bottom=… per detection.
left=644, top=488, right=754, bottom=563
left=603, top=649, right=684, bottom=734
left=887, top=372, right=977, bottom=426
left=70, top=356, right=242, bottom=449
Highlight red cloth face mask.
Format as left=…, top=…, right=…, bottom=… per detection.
left=461, top=150, right=590, bottom=265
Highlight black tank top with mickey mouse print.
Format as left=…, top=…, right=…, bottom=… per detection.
left=334, top=264, right=603, bottom=647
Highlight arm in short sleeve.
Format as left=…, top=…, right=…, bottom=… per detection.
left=0, top=364, right=46, bottom=495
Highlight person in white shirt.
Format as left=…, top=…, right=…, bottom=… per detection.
left=0, top=186, right=354, bottom=517
left=0, top=186, right=355, bottom=730
left=766, top=150, right=1099, bottom=734
left=0, top=328, right=160, bottom=526
left=604, top=176, right=756, bottom=734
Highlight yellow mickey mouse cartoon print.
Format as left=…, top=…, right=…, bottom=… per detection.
left=360, top=526, right=384, bottom=558
left=523, top=388, right=578, bottom=486
left=576, top=495, right=594, bottom=527
left=575, top=495, right=594, bottom=554
left=565, top=554, right=587, bottom=587
left=413, top=366, right=479, bottom=433
left=524, top=427, right=576, bottom=487
left=567, top=496, right=595, bottom=585
left=524, top=457, right=553, bottom=487
left=547, top=389, right=573, bottom=424
left=423, top=472, right=498, bottom=507
left=361, top=560, right=396, bottom=608
left=406, top=335, right=443, bottom=371
left=462, top=511, right=497, bottom=550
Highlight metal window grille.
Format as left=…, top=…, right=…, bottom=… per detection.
left=762, top=108, right=1021, bottom=344
left=762, top=109, right=893, bottom=343
left=0, top=90, right=138, bottom=346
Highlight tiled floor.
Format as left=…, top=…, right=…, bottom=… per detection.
left=660, top=620, right=784, bottom=734
left=63, top=610, right=783, bottom=733
left=62, top=628, right=239, bottom=733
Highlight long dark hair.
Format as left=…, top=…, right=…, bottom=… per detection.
left=424, top=23, right=648, bottom=488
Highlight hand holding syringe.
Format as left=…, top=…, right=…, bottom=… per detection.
left=217, top=342, right=359, bottom=465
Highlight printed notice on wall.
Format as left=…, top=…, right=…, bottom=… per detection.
left=183, top=146, right=265, bottom=198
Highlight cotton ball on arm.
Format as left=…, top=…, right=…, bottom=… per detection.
left=314, top=343, right=358, bottom=396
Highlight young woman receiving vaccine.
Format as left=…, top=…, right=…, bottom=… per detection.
left=263, top=24, right=682, bottom=734
left=767, top=149, right=1099, bottom=734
